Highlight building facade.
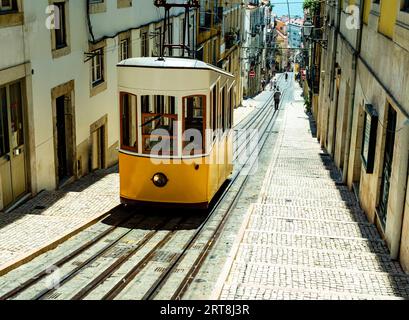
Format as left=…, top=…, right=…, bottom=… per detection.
left=312, top=0, right=409, bottom=271
left=0, top=0, right=187, bottom=211
left=288, top=18, right=303, bottom=49
left=242, top=1, right=268, bottom=97
left=197, top=0, right=243, bottom=107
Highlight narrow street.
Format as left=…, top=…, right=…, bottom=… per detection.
left=1, top=76, right=408, bottom=300
left=1, top=0, right=409, bottom=307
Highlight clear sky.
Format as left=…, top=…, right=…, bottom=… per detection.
left=270, top=0, right=304, bottom=18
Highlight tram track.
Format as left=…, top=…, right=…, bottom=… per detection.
left=143, top=76, right=292, bottom=300
left=0, top=74, right=291, bottom=300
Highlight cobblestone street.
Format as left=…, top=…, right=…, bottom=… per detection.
left=2, top=79, right=409, bottom=301
left=219, top=91, right=409, bottom=300
left=0, top=168, right=120, bottom=275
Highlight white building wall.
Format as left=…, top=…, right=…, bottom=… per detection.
left=0, top=0, right=185, bottom=208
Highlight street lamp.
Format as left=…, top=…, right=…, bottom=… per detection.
left=302, top=20, right=314, bottom=39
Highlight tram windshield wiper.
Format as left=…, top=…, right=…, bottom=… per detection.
left=140, top=114, right=163, bottom=127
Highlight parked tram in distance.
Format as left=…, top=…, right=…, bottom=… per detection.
left=117, top=57, right=235, bottom=208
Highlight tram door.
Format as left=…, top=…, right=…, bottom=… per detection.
left=0, top=82, right=27, bottom=209
left=379, top=105, right=397, bottom=227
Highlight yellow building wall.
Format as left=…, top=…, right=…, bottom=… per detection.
left=378, top=0, right=398, bottom=38
left=363, top=0, right=371, bottom=24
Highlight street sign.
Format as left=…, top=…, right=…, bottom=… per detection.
left=249, top=70, right=256, bottom=78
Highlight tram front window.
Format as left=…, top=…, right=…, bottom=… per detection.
left=120, top=93, right=138, bottom=151
left=183, top=95, right=205, bottom=155
left=141, top=95, right=178, bottom=155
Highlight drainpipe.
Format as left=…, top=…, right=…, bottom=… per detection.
left=342, top=0, right=364, bottom=185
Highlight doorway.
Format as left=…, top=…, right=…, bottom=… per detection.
left=55, top=94, right=74, bottom=185
left=378, top=104, right=397, bottom=227
left=0, top=81, right=28, bottom=209
left=91, top=125, right=105, bottom=171
left=339, top=83, right=351, bottom=170
left=331, top=85, right=340, bottom=155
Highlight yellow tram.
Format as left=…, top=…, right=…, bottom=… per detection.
left=117, top=57, right=235, bottom=208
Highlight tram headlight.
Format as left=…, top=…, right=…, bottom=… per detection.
left=152, top=173, right=168, bottom=188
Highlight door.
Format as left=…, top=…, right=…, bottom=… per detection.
left=379, top=105, right=397, bottom=227
left=91, top=126, right=105, bottom=171
left=0, top=82, right=27, bottom=209
left=331, top=86, right=340, bottom=155
left=56, top=95, right=74, bottom=184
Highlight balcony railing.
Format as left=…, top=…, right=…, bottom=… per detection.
left=225, top=31, right=240, bottom=49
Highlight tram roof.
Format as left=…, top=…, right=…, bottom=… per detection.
left=117, top=57, right=234, bottom=78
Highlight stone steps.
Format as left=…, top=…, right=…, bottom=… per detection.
left=251, top=204, right=367, bottom=223
left=225, top=263, right=409, bottom=298
left=235, top=245, right=404, bottom=273
left=220, top=283, right=405, bottom=300
left=242, top=231, right=388, bottom=254
left=246, top=216, right=380, bottom=239
left=259, top=196, right=361, bottom=209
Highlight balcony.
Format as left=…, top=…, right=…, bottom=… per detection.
left=199, top=10, right=212, bottom=31
left=213, top=6, right=223, bottom=25
left=225, top=31, right=240, bottom=49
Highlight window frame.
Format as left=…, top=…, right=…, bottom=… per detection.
left=88, top=0, right=106, bottom=14
left=91, top=48, right=104, bottom=87
left=0, top=0, right=17, bottom=13
left=361, top=104, right=378, bottom=174
left=54, top=1, right=67, bottom=49
left=120, top=92, right=138, bottom=152
left=119, top=37, right=130, bottom=61
left=141, top=29, right=149, bottom=57
left=141, top=95, right=179, bottom=156
left=182, top=94, right=207, bottom=156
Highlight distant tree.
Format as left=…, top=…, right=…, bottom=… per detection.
left=303, top=0, right=320, bottom=12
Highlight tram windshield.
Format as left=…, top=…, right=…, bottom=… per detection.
left=141, top=95, right=178, bottom=155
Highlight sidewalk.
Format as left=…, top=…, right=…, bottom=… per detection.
left=218, top=87, right=409, bottom=299
left=0, top=167, right=120, bottom=275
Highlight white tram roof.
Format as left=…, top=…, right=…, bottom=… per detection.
left=118, top=57, right=234, bottom=78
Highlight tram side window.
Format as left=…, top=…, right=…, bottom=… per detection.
left=226, top=89, right=232, bottom=129
left=120, top=93, right=138, bottom=151
left=221, top=87, right=226, bottom=131
left=183, top=95, right=205, bottom=155
left=141, top=95, right=178, bottom=155
left=211, top=86, right=217, bottom=140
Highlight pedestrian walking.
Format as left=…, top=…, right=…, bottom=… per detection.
left=261, top=79, right=266, bottom=90
left=274, top=89, right=281, bottom=110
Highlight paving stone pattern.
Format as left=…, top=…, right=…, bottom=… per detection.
left=0, top=167, right=120, bottom=271
left=220, top=94, right=409, bottom=300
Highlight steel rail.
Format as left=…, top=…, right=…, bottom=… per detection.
left=0, top=74, right=290, bottom=301
left=141, top=79, right=292, bottom=300
left=169, top=81, right=292, bottom=300
left=71, top=217, right=184, bottom=300
left=0, top=211, right=137, bottom=300
left=82, top=78, right=288, bottom=300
